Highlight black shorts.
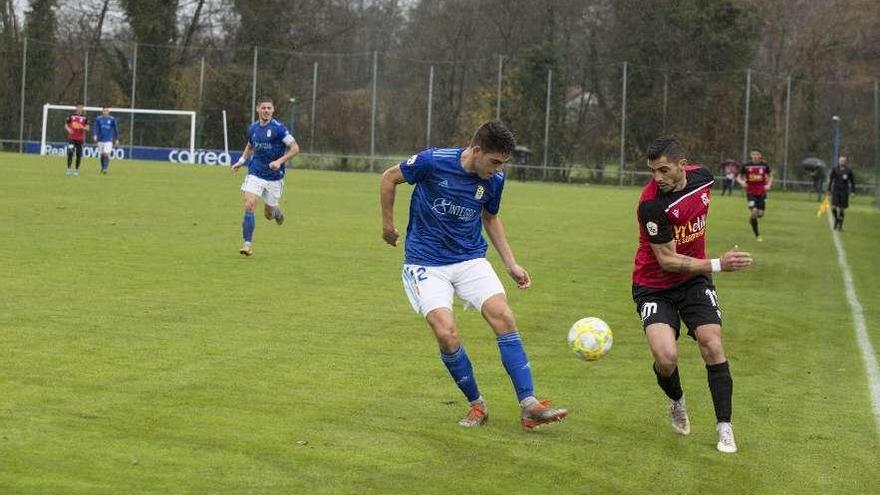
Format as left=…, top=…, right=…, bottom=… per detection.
left=67, top=140, right=83, bottom=156
left=746, top=194, right=766, bottom=211
left=831, top=189, right=850, bottom=209
left=632, top=275, right=722, bottom=340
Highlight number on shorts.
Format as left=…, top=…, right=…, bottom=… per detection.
left=705, top=289, right=719, bottom=307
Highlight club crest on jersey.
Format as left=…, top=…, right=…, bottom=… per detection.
left=267, top=129, right=272, bottom=137
left=646, top=221, right=659, bottom=236
left=701, top=192, right=710, bottom=205
left=474, top=185, right=485, bottom=200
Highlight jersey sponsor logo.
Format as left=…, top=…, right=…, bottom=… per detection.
left=646, top=221, right=659, bottom=236
left=640, top=302, right=658, bottom=322
left=673, top=213, right=707, bottom=244
left=474, top=185, right=485, bottom=200
left=431, top=197, right=477, bottom=220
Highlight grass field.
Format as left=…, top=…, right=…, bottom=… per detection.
left=1, top=152, right=878, bottom=494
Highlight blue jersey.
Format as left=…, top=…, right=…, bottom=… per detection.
left=92, top=115, right=119, bottom=142
left=400, top=148, right=505, bottom=266
left=246, top=119, right=295, bottom=181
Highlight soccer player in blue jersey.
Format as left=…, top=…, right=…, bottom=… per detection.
left=92, top=105, right=119, bottom=174
left=231, top=96, right=300, bottom=256
left=380, top=120, right=568, bottom=430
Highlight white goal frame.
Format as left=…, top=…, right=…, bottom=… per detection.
left=40, top=104, right=197, bottom=163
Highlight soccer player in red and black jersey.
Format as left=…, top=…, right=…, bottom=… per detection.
left=64, top=103, right=90, bottom=176
left=736, top=148, right=773, bottom=241
left=633, top=137, right=752, bottom=453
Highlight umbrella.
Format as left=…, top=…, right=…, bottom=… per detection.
left=800, top=157, right=826, bottom=172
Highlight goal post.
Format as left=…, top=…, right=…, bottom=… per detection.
left=40, top=104, right=197, bottom=163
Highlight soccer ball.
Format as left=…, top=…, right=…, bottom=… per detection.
left=567, top=317, right=613, bottom=361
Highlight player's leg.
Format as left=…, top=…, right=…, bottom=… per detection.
left=66, top=141, right=74, bottom=174
left=837, top=193, right=849, bottom=230
left=262, top=180, right=285, bottom=225
left=748, top=204, right=761, bottom=240
left=74, top=142, right=83, bottom=174
left=645, top=322, right=690, bottom=435
left=239, top=178, right=261, bottom=255
left=636, top=290, right=689, bottom=435
left=403, top=264, right=486, bottom=426
left=682, top=280, right=736, bottom=453
left=457, top=258, right=567, bottom=429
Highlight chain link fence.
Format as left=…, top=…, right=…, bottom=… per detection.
left=3, top=37, right=878, bottom=199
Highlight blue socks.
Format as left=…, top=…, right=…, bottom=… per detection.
left=440, top=346, right=480, bottom=402
left=101, top=155, right=109, bottom=171
left=497, top=331, right=534, bottom=402
left=242, top=212, right=255, bottom=242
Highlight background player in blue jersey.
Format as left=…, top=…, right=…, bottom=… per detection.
left=92, top=105, right=119, bottom=174
left=380, top=120, right=568, bottom=430
left=231, top=96, right=300, bottom=256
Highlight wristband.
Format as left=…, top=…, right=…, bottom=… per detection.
left=711, top=258, right=722, bottom=273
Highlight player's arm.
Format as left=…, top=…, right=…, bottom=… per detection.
left=380, top=164, right=406, bottom=246
left=650, top=241, right=752, bottom=274
left=765, top=169, right=773, bottom=190
left=269, top=136, right=300, bottom=170
left=112, top=119, right=119, bottom=144
left=483, top=210, right=530, bottom=289
left=232, top=143, right=253, bottom=172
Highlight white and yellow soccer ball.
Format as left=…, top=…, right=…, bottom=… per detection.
left=567, top=317, right=613, bottom=361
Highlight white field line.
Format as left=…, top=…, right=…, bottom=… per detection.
left=827, top=212, right=880, bottom=436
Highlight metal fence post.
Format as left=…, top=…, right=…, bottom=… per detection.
left=251, top=46, right=258, bottom=120
left=742, top=68, right=751, bottom=162
left=83, top=50, right=89, bottom=106
left=18, top=37, right=27, bottom=153
left=542, top=68, right=552, bottom=180
left=496, top=55, right=503, bottom=121
left=370, top=50, right=378, bottom=172
left=129, top=42, right=137, bottom=156
left=426, top=65, right=434, bottom=147
left=619, top=61, right=627, bottom=186
left=782, top=75, right=791, bottom=190
left=662, top=72, right=668, bottom=135
left=310, top=61, right=318, bottom=152
left=874, top=80, right=879, bottom=205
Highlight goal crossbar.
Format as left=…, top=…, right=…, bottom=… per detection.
left=40, top=104, right=197, bottom=163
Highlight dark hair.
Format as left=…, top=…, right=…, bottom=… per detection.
left=471, top=120, right=516, bottom=155
left=646, top=137, right=686, bottom=162
left=750, top=147, right=763, bottom=154
left=256, top=96, right=274, bottom=105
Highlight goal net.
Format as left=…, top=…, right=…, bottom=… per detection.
left=40, top=104, right=197, bottom=163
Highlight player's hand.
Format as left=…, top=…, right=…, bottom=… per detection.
left=92, top=136, right=97, bottom=142
left=382, top=226, right=400, bottom=246
left=231, top=160, right=244, bottom=172
left=720, top=245, right=752, bottom=272
left=269, top=160, right=282, bottom=171
left=764, top=184, right=771, bottom=191
left=506, top=264, right=531, bottom=289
